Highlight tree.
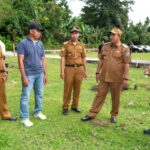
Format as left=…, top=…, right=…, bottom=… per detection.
left=0, top=0, right=71, bottom=49
left=80, top=0, right=134, bottom=30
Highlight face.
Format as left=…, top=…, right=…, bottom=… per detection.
left=109, top=33, right=120, bottom=44
left=70, top=31, right=79, bottom=41
left=29, top=29, right=42, bottom=40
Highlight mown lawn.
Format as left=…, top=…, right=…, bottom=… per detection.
left=0, top=57, right=150, bottom=150
left=86, top=51, right=150, bottom=60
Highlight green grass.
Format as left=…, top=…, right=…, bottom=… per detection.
left=0, top=57, right=150, bottom=150
left=86, top=52, right=150, bottom=60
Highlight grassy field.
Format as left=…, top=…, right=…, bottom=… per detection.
left=86, top=52, right=150, bottom=60
left=0, top=57, right=150, bottom=150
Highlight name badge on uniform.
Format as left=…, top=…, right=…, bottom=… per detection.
left=68, top=52, right=72, bottom=56
left=125, top=51, right=130, bottom=56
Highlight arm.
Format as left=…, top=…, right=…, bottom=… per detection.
left=96, top=59, right=103, bottom=82
left=122, top=46, right=131, bottom=84
left=123, top=64, right=129, bottom=79
left=1, top=57, right=8, bottom=82
left=42, top=56, right=48, bottom=84
left=82, top=57, right=87, bottom=79
left=60, top=57, right=65, bottom=80
left=18, top=55, right=28, bottom=86
left=2, top=57, right=7, bottom=72
left=123, top=64, right=129, bottom=85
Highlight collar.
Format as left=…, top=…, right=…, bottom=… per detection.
left=69, top=40, right=80, bottom=45
left=110, top=42, right=122, bottom=48
left=26, top=36, right=39, bottom=43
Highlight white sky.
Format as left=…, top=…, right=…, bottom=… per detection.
left=67, top=0, right=150, bottom=24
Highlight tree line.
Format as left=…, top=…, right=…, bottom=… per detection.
left=0, top=0, right=150, bottom=50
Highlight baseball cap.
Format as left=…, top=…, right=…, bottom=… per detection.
left=28, top=23, right=44, bottom=32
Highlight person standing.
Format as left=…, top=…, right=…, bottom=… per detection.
left=81, top=27, right=131, bottom=123
left=17, top=23, right=48, bottom=127
left=60, top=26, right=87, bottom=115
left=0, top=40, right=17, bottom=121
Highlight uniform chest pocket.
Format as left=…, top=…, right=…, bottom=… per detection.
left=66, top=49, right=73, bottom=57
left=102, top=51, right=109, bottom=59
left=112, top=51, right=122, bottom=63
left=112, top=51, right=122, bottom=58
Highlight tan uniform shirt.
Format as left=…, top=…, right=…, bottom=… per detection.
left=0, top=40, right=6, bottom=55
left=60, top=40, right=86, bottom=65
left=0, top=47, right=4, bottom=71
left=100, top=42, right=131, bottom=82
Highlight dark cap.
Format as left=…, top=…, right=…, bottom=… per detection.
left=70, top=26, right=79, bottom=33
left=28, top=23, right=44, bottom=32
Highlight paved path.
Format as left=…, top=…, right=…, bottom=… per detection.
left=45, top=55, right=150, bottom=66
left=5, top=52, right=150, bottom=67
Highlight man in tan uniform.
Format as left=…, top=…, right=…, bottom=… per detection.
left=0, top=40, right=17, bottom=121
left=60, top=26, right=87, bottom=115
left=81, top=27, right=131, bottom=123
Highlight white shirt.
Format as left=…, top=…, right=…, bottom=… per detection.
left=0, top=40, right=6, bottom=55
left=33, top=40, right=38, bottom=46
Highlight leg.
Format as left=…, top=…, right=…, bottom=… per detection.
left=63, top=67, right=74, bottom=109
left=20, top=76, right=34, bottom=120
left=0, top=78, right=11, bottom=119
left=72, top=67, right=83, bottom=108
left=88, top=81, right=109, bottom=118
left=110, top=82, right=122, bottom=117
left=34, top=73, right=44, bottom=114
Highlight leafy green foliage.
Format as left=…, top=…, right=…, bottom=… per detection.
left=123, top=17, right=150, bottom=45
left=0, top=0, right=150, bottom=50
left=0, top=0, right=71, bottom=49
left=81, top=0, right=134, bottom=29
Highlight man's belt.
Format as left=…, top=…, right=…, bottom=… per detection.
left=65, top=64, right=83, bottom=67
left=0, top=70, right=8, bottom=73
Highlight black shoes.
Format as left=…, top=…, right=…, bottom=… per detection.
left=2, top=116, right=17, bottom=121
left=62, top=109, right=68, bottom=115
left=110, top=116, right=117, bottom=123
left=63, top=108, right=81, bottom=115
left=81, top=115, right=93, bottom=121
left=144, top=129, right=150, bottom=135
left=71, top=108, right=81, bottom=113
left=81, top=116, right=117, bottom=123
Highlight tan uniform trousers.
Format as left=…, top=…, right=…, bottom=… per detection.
left=0, top=77, right=11, bottom=119
left=88, top=81, right=122, bottom=118
left=63, top=66, right=84, bottom=109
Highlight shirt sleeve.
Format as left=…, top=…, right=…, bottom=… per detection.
left=17, top=42, right=25, bottom=55
left=81, top=45, right=86, bottom=58
left=41, top=43, right=45, bottom=57
left=0, top=49, right=3, bottom=58
left=0, top=41, right=6, bottom=55
left=99, top=47, right=105, bottom=60
left=59, top=45, right=66, bottom=57
left=122, top=48, right=131, bottom=64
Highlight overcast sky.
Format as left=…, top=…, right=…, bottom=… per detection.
left=67, top=0, right=150, bottom=24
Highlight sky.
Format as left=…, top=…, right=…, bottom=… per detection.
left=67, top=0, right=150, bottom=24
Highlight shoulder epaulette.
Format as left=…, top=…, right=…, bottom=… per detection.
left=63, top=41, right=69, bottom=45
left=103, top=42, right=110, bottom=46
left=122, top=44, right=128, bottom=49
